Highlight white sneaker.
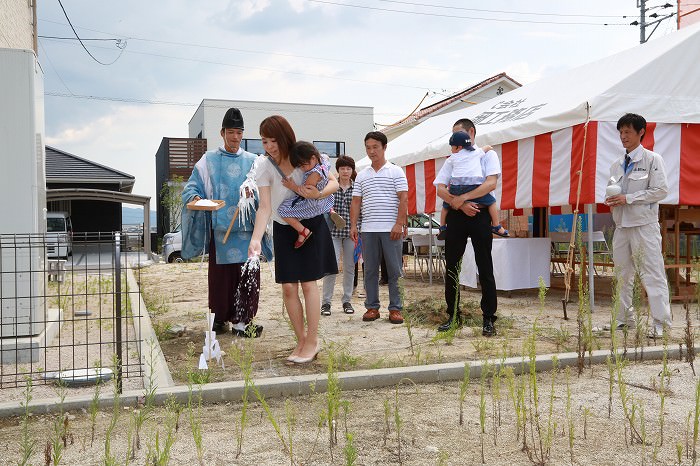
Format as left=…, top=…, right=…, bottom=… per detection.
left=600, top=322, right=633, bottom=331
left=647, top=325, right=665, bottom=339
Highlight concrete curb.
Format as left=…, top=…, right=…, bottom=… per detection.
left=1, top=343, right=695, bottom=418
left=125, top=267, right=174, bottom=388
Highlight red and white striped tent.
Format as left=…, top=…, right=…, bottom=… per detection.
left=363, top=23, right=700, bottom=216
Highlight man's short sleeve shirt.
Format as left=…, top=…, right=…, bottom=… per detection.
left=353, top=162, right=408, bottom=232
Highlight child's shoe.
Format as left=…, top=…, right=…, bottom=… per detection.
left=294, top=227, right=313, bottom=248
left=330, top=210, right=346, bottom=229
left=436, top=225, right=448, bottom=241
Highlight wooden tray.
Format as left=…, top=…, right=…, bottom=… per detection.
left=187, top=199, right=225, bottom=211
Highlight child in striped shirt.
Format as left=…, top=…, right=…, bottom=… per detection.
left=278, top=141, right=335, bottom=248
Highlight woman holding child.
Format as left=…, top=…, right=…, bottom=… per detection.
left=248, top=115, right=338, bottom=364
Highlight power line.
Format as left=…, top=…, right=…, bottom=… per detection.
left=307, top=0, right=631, bottom=25
left=38, top=35, right=121, bottom=42
left=38, top=19, right=477, bottom=76
left=41, top=37, right=444, bottom=91
left=55, top=0, right=126, bottom=65
left=45, top=92, right=195, bottom=106
left=38, top=39, right=73, bottom=95
left=374, top=0, right=626, bottom=18
left=43, top=91, right=406, bottom=116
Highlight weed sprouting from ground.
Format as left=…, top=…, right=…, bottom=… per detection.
left=458, top=363, right=470, bottom=426
left=492, top=359, right=503, bottom=446
left=383, top=398, right=391, bottom=447
left=658, top=334, right=671, bottom=447
left=231, top=336, right=255, bottom=459
left=252, top=383, right=289, bottom=454
left=187, top=383, right=205, bottom=465
left=88, top=364, right=103, bottom=447
left=146, top=401, right=178, bottom=466
left=582, top=406, right=591, bottom=440
left=479, top=361, right=488, bottom=464
left=132, top=340, right=159, bottom=454
left=574, top=234, right=594, bottom=375
left=284, top=399, right=297, bottom=466
left=18, top=377, right=36, bottom=466
left=685, top=302, right=696, bottom=376
left=504, top=366, right=522, bottom=443
left=631, top=248, right=647, bottom=359
left=565, top=367, right=574, bottom=464
left=693, top=378, right=700, bottom=464
left=405, top=314, right=416, bottom=357
left=323, top=342, right=343, bottom=459
left=343, top=432, right=357, bottom=466
left=103, top=355, right=121, bottom=465
left=50, top=381, right=70, bottom=466
left=394, top=384, right=404, bottom=464
left=615, top=353, right=642, bottom=446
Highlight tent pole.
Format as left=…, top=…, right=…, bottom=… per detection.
left=562, top=102, right=592, bottom=319
left=587, top=204, right=595, bottom=310
left=428, top=213, right=433, bottom=285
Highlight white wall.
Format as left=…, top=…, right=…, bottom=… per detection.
left=189, top=99, right=375, bottom=160
left=0, top=0, right=35, bottom=51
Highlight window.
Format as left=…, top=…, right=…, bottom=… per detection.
left=313, top=141, right=345, bottom=158
left=242, top=138, right=264, bottom=155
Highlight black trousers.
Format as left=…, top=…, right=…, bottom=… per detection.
left=444, top=208, right=497, bottom=323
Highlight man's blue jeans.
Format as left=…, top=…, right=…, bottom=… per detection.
left=361, top=232, right=403, bottom=311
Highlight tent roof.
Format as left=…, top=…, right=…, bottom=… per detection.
left=380, top=72, right=521, bottom=133
left=367, top=22, right=700, bottom=169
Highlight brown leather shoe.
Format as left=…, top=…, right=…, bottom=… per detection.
left=388, top=309, right=404, bottom=324
left=362, top=309, right=380, bottom=321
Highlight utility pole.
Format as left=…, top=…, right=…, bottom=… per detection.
left=634, top=0, right=676, bottom=43
left=639, top=0, right=647, bottom=43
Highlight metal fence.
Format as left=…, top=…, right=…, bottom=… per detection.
left=0, top=232, right=146, bottom=391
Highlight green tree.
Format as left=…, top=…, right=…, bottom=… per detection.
left=161, top=175, right=185, bottom=232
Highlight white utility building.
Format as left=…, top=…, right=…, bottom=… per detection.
left=189, top=99, right=375, bottom=160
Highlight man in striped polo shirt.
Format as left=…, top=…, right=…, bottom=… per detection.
left=350, top=131, right=408, bottom=324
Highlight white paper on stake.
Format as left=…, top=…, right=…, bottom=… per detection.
left=238, top=158, right=260, bottom=227
left=198, top=353, right=208, bottom=370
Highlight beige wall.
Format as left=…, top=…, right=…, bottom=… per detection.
left=0, top=0, right=36, bottom=51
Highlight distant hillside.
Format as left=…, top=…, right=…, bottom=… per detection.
left=122, top=206, right=157, bottom=225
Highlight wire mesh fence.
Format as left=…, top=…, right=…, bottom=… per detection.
left=0, top=232, right=147, bottom=392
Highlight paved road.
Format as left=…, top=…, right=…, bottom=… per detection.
left=62, top=241, right=153, bottom=271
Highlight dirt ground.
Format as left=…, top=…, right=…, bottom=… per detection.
left=1, top=359, right=698, bottom=465
left=137, top=260, right=697, bottom=384
left=2, top=260, right=700, bottom=464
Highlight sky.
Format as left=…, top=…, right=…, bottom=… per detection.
left=37, top=0, right=680, bottom=203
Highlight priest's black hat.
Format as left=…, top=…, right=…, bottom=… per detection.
left=221, top=108, right=244, bottom=130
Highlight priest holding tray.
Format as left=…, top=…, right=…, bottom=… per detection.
left=181, top=108, right=270, bottom=337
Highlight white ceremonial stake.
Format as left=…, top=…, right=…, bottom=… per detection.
left=198, top=353, right=208, bottom=370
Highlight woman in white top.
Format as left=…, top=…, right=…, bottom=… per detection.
left=248, top=115, right=339, bottom=364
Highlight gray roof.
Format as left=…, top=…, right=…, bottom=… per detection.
left=45, top=146, right=135, bottom=191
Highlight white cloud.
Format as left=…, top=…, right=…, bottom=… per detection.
left=238, top=0, right=271, bottom=19
left=503, top=62, right=550, bottom=85
left=47, top=103, right=191, bottom=200
left=523, top=31, right=568, bottom=39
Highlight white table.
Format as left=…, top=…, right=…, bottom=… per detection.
left=459, top=238, right=551, bottom=291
